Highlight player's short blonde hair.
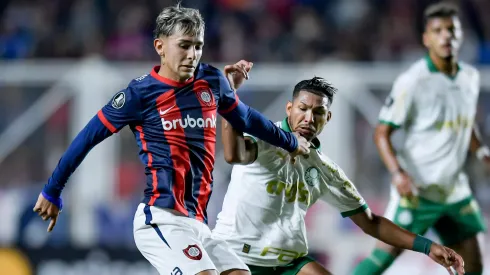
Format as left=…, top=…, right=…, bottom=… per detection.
left=153, top=3, right=205, bottom=39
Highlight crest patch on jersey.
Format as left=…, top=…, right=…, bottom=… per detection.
left=384, top=96, right=394, bottom=107
left=197, top=89, right=213, bottom=106
left=305, top=167, right=319, bottom=186
left=112, top=92, right=125, bottom=109
left=183, top=244, right=202, bottom=260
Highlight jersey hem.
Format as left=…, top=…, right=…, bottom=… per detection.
left=341, top=203, right=368, bottom=217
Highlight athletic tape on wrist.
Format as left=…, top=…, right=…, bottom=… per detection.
left=413, top=235, right=432, bottom=255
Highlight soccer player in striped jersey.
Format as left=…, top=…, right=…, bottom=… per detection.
left=32, top=4, right=309, bottom=275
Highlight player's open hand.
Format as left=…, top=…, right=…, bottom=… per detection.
left=428, top=243, right=465, bottom=274
left=290, top=132, right=310, bottom=164
left=33, top=193, right=60, bottom=232
left=392, top=170, right=417, bottom=198
left=224, top=60, right=253, bottom=91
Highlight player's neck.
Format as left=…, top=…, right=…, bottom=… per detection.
left=429, top=52, right=458, bottom=76
left=157, top=65, right=190, bottom=83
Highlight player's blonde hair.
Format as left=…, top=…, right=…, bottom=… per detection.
left=153, top=3, right=205, bottom=39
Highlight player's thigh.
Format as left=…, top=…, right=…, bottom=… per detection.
left=297, top=260, right=332, bottom=275
left=433, top=197, right=486, bottom=271
left=133, top=204, right=217, bottom=275
left=434, top=196, right=486, bottom=246
left=446, top=233, right=484, bottom=273
left=201, top=229, right=250, bottom=274
left=376, top=196, right=439, bottom=255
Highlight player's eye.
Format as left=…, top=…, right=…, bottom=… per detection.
left=180, top=44, right=190, bottom=49
left=195, top=45, right=203, bottom=51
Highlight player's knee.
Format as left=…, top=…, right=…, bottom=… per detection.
left=220, top=269, right=250, bottom=275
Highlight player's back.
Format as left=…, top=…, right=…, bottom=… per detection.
left=99, top=63, right=236, bottom=223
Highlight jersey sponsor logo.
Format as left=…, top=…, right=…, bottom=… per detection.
left=305, top=167, right=319, bottom=186
left=242, top=243, right=251, bottom=254
left=183, top=244, right=202, bottom=260
left=260, top=247, right=306, bottom=263
left=161, top=114, right=217, bottom=131
left=111, top=92, right=125, bottom=109
left=266, top=179, right=311, bottom=205
left=434, top=116, right=472, bottom=131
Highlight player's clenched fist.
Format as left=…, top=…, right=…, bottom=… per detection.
left=290, top=132, right=310, bottom=163
left=429, top=243, right=465, bottom=274
left=33, top=193, right=61, bottom=232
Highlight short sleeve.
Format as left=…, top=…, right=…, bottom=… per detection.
left=319, top=163, right=368, bottom=217
left=378, top=74, right=416, bottom=128
left=216, top=70, right=240, bottom=115
left=98, top=86, right=142, bottom=133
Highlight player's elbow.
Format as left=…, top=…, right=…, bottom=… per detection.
left=374, top=124, right=392, bottom=145
left=223, top=150, right=244, bottom=164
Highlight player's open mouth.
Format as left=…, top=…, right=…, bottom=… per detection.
left=297, top=128, right=315, bottom=136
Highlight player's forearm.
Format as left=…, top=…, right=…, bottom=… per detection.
left=221, top=118, right=248, bottom=164
left=374, top=125, right=402, bottom=174
left=222, top=101, right=297, bottom=152
left=43, top=115, right=112, bottom=198
left=364, top=214, right=416, bottom=250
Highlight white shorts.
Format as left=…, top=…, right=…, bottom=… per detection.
left=133, top=203, right=249, bottom=275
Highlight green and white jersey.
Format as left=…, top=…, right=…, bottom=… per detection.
left=212, top=119, right=367, bottom=267
left=379, top=55, right=480, bottom=203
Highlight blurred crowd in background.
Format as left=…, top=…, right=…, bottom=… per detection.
left=1, top=0, right=490, bottom=63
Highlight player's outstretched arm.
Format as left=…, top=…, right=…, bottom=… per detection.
left=217, top=65, right=309, bottom=157
left=34, top=86, right=142, bottom=232
left=350, top=209, right=465, bottom=274
left=34, top=115, right=114, bottom=231
left=220, top=60, right=258, bottom=164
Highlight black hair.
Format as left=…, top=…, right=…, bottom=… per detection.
left=292, top=77, right=337, bottom=107
left=423, top=2, right=459, bottom=28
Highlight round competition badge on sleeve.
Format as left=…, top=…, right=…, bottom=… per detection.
left=112, top=92, right=126, bottom=109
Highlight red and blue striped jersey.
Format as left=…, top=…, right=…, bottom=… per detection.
left=43, top=63, right=298, bottom=224
left=99, top=64, right=240, bottom=222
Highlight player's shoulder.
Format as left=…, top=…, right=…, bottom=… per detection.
left=458, top=61, right=480, bottom=79
left=196, top=63, right=223, bottom=78
left=127, top=72, right=152, bottom=90
left=395, top=58, right=428, bottom=85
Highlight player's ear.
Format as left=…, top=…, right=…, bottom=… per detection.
left=286, top=101, right=293, bottom=117
left=422, top=30, right=430, bottom=48
left=326, top=111, right=332, bottom=122
left=154, top=38, right=165, bottom=57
